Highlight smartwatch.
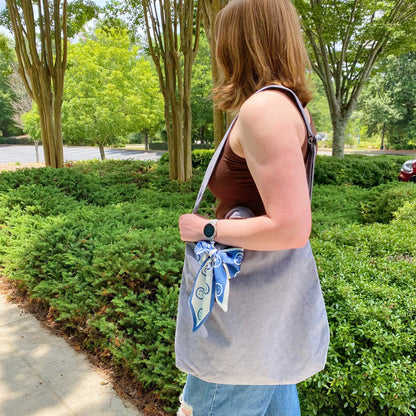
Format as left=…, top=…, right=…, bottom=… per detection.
left=203, top=220, right=217, bottom=241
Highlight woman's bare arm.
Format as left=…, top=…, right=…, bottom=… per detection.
left=179, top=91, right=311, bottom=251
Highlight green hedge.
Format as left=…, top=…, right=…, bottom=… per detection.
left=190, top=149, right=214, bottom=169
left=314, top=155, right=409, bottom=187
left=0, top=158, right=415, bottom=415
left=302, top=221, right=416, bottom=415
left=0, top=136, right=35, bottom=145
left=361, top=182, right=416, bottom=224
left=311, top=182, right=416, bottom=233
left=160, top=149, right=215, bottom=170
left=149, top=141, right=168, bottom=150
left=311, top=184, right=368, bottom=235
left=187, top=151, right=409, bottom=186
left=149, top=143, right=213, bottom=154
left=0, top=160, right=199, bottom=409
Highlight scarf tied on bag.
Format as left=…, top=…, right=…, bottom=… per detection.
left=189, top=241, right=244, bottom=331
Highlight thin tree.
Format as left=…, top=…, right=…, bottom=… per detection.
left=142, top=0, right=201, bottom=182
left=200, top=0, right=228, bottom=147
left=6, top=0, right=68, bottom=167
left=294, top=0, right=416, bottom=157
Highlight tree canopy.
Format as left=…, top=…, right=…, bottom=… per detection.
left=21, top=103, right=42, bottom=142
left=4, top=0, right=416, bottom=166
left=3, top=0, right=99, bottom=167
left=0, top=33, right=18, bottom=137
left=62, top=28, right=163, bottom=160
left=294, top=0, right=416, bottom=157
left=359, top=52, right=416, bottom=150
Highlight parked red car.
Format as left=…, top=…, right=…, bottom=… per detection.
left=399, top=159, right=416, bottom=182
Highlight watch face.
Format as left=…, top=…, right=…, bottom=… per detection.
left=204, top=223, right=215, bottom=238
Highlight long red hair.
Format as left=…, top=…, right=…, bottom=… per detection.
left=214, top=0, right=312, bottom=112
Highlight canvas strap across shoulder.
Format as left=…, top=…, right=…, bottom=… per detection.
left=175, top=85, right=330, bottom=385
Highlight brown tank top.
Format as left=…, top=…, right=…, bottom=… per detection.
left=208, top=117, right=309, bottom=219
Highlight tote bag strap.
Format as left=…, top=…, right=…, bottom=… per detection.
left=192, top=85, right=317, bottom=214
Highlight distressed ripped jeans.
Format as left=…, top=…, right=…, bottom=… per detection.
left=178, top=375, right=301, bottom=416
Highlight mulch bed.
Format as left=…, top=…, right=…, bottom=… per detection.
left=0, top=163, right=46, bottom=171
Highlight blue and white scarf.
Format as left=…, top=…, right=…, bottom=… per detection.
left=189, top=241, right=244, bottom=331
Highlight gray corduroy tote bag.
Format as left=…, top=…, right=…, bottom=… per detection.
left=175, top=85, right=330, bottom=385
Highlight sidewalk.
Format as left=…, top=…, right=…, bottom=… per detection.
left=0, top=292, right=144, bottom=416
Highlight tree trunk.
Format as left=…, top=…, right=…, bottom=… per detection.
left=142, top=0, right=200, bottom=183
left=380, top=123, right=386, bottom=150
left=144, top=129, right=149, bottom=151
left=201, top=0, right=228, bottom=148
left=209, top=37, right=226, bottom=147
left=6, top=0, right=67, bottom=169
left=37, top=99, right=51, bottom=166
left=213, top=108, right=225, bottom=147
left=182, top=42, right=194, bottom=181
left=35, top=88, right=64, bottom=167
left=99, top=144, right=106, bottom=161
left=331, top=116, right=349, bottom=158
left=298, top=0, right=410, bottom=158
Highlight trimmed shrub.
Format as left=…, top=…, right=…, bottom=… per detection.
left=0, top=160, right=208, bottom=412
left=187, top=152, right=408, bottom=185
left=393, top=199, right=416, bottom=224
left=360, top=182, right=416, bottom=224
left=0, top=156, right=415, bottom=415
left=159, top=152, right=169, bottom=164
left=192, top=143, right=214, bottom=150
left=0, top=136, right=35, bottom=145
left=301, top=221, right=416, bottom=416
left=314, top=155, right=408, bottom=187
left=191, top=149, right=214, bottom=170
left=149, top=142, right=168, bottom=150
left=160, top=149, right=215, bottom=170
left=311, top=184, right=369, bottom=234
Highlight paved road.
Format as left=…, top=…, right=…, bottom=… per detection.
left=1, top=144, right=415, bottom=165
left=0, top=145, right=163, bottom=164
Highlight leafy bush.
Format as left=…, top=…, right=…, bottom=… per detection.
left=0, top=156, right=415, bottom=415
left=192, top=143, right=214, bottom=150
left=314, top=155, right=408, bottom=187
left=0, top=136, right=35, bottom=145
left=159, top=152, right=169, bottom=164
left=191, top=149, right=214, bottom=170
left=185, top=152, right=408, bottom=185
left=393, top=199, right=416, bottom=224
left=160, top=149, right=215, bottom=170
left=300, top=221, right=416, bottom=416
left=361, top=182, right=416, bottom=224
left=149, top=141, right=168, bottom=150
left=0, top=161, right=196, bottom=411
left=311, top=184, right=369, bottom=234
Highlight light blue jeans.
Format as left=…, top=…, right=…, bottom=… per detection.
left=179, top=374, right=301, bottom=416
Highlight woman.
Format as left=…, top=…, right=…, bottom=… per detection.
left=176, top=0, right=329, bottom=414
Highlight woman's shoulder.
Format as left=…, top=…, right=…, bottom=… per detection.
left=238, top=88, right=304, bottom=130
